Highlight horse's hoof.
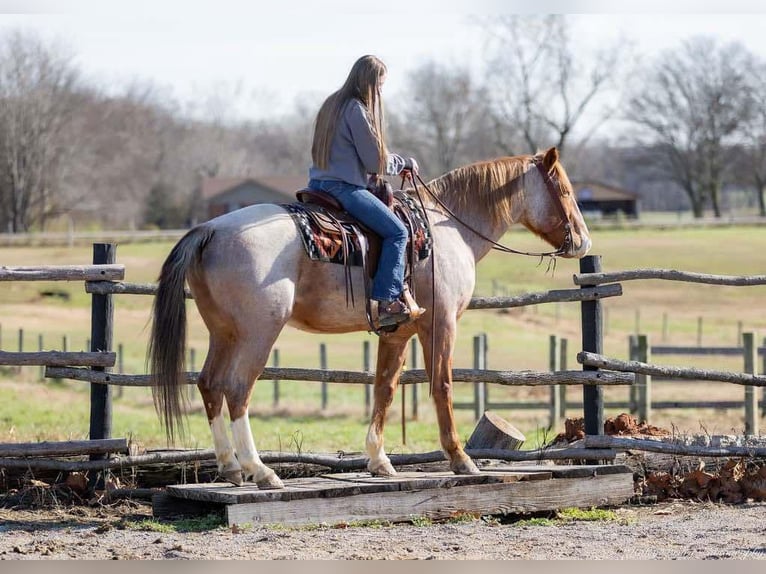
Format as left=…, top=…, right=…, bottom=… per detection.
left=369, top=460, right=397, bottom=477
left=255, top=472, right=285, bottom=490
left=451, top=458, right=481, bottom=475
left=222, top=469, right=244, bottom=486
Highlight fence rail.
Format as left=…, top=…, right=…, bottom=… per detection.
left=44, top=365, right=635, bottom=387
left=578, top=351, right=766, bottom=387
left=574, top=268, right=766, bottom=287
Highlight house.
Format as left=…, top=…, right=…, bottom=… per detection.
left=573, top=181, right=639, bottom=218
left=202, top=176, right=308, bottom=220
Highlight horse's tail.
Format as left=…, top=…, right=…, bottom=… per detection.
left=148, top=225, right=215, bottom=444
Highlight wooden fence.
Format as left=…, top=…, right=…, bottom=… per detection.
left=2, top=246, right=766, bottom=449
left=0, top=245, right=629, bottom=447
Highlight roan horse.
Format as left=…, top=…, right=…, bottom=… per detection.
left=148, top=146, right=591, bottom=488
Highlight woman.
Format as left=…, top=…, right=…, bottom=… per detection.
left=308, top=55, right=423, bottom=328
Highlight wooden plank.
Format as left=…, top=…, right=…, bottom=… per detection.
left=1, top=351, right=115, bottom=367
left=0, top=438, right=128, bottom=458
left=224, top=474, right=635, bottom=526
left=651, top=346, right=743, bottom=356
left=578, top=351, right=766, bottom=386
left=482, top=464, right=632, bottom=479
left=0, top=264, right=125, bottom=282
left=467, top=284, right=622, bottom=309
left=83, top=282, right=622, bottom=307
left=574, top=268, right=766, bottom=286
left=167, top=471, right=545, bottom=505
left=46, top=365, right=634, bottom=387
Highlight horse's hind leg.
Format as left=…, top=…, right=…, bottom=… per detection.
left=198, top=337, right=284, bottom=488
left=366, top=335, right=409, bottom=476
left=197, top=342, right=243, bottom=485
left=222, top=336, right=285, bottom=489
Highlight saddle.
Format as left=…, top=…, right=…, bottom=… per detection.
left=282, top=183, right=432, bottom=333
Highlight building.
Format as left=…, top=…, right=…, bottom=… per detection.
left=202, top=176, right=308, bottom=220
left=574, top=181, right=639, bottom=219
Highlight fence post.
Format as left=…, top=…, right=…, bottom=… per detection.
left=272, top=348, right=280, bottom=409
left=363, top=341, right=371, bottom=418
left=662, top=312, right=668, bottom=342
left=580, top=255, right=604, bottom=436
left=473, top=334, right=486, bottom=421
left=89, top=243, right=115, bottom=449
left=548, top=334, right=560, bottom=429
left=743, top=332, right=758, bottom=436
left=320, top=343, right=328, bottom=410
left=18, top=328, right=23, bottom=352
left=628, top=335, right=638, bottom=414
left=558, top=337, right=567, bottom=418
left=482, top=332, right=489, bottom=409
left=410, top=338, right=419, bottom=420
left=636, top=334, right=652, bottom=422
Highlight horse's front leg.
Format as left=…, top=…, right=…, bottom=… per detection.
left=365, top=335, right=409, bottom=476
left=419, top=319, right=480, bottom=475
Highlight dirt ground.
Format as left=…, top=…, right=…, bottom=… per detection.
left=1, top=499, right=765, bottom=560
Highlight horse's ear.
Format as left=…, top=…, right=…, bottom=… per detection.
left=542, top=147, right=559, bottom=173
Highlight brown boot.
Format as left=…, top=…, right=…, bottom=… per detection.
left=377, top=299, right=411, bottom=327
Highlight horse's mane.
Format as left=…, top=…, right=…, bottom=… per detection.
left=428, top=155, right=532, bottom=227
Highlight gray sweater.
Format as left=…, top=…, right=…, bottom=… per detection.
left=309, top=98, right=406, bottom=188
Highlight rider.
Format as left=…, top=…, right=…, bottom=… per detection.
left=308, top=55, right=424, bottom=328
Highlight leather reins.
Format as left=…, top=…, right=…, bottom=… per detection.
left=411, top=157, right=574, bottom=259
left=405, top=158, right=575, bottom=397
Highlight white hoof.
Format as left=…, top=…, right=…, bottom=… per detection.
left=368, top=459, right=397, bottom=477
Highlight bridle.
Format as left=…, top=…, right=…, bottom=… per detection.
left=409, top=156, right=574, bottom=260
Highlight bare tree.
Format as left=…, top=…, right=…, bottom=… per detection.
left=482, top=15, right=623, bottom=157
left=627, top=37, right=755, bottom=218
left=739, top=60, right=766, bottom=217
left=0, top=30, right=79, bottom=232
left=390, top=60, right=489, bottom=176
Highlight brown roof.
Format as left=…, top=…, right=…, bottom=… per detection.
left=201, top=176, right=308, bottom=200
left=574, top=181, right=638, bottom=201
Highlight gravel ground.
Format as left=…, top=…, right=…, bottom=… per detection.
left=1, top=500, right=765, bottom=560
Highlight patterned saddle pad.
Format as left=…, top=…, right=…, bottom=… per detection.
left=282, top=190, right=432, bottom=268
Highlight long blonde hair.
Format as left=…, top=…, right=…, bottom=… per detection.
left=311, top=55, right=388, bottom=173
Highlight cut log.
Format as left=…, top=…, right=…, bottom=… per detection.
left=465, top=411, right=526, bottom=450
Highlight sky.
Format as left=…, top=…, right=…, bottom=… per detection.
left=2, top=0, right=766, bottom=130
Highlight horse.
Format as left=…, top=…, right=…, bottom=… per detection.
left=148, top=146, right=591, bottom=488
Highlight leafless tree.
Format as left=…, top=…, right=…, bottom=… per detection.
left=627, top=36, right=755, bottom=218
left=0, top=30, right=80, bottom=232
left=482, top=15, right=623, bottom=158
left=389, top=60, right=490, bottom=176
left=738, top=60, right=766, bottom=217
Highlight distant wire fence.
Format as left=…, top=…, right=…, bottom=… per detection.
left=2, top=246, right=766, bottom=447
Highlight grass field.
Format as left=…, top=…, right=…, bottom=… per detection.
left=1, top=224, right=765, bottom=455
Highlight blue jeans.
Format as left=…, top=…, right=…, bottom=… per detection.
left=308, top=179, right=407, bottom=301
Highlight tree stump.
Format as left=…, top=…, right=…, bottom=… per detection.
left=465, top=411, right=526, bottom=450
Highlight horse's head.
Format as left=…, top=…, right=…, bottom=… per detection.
left=523, top=147, right=591, bottom=259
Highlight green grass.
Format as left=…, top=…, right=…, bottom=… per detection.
left=1, top=224, right=765, bottom=448
left=512, top=507, right=618, bottom=527
left=122, top=514, right=225, bottom=533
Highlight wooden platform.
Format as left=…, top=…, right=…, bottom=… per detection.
left=153, top=465, right=635, bottom=526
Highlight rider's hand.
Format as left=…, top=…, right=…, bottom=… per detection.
left=404, top=157, right=419, bottom=176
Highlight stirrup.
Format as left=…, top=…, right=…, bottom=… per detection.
left=377, top=299, right=411, bottom=327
